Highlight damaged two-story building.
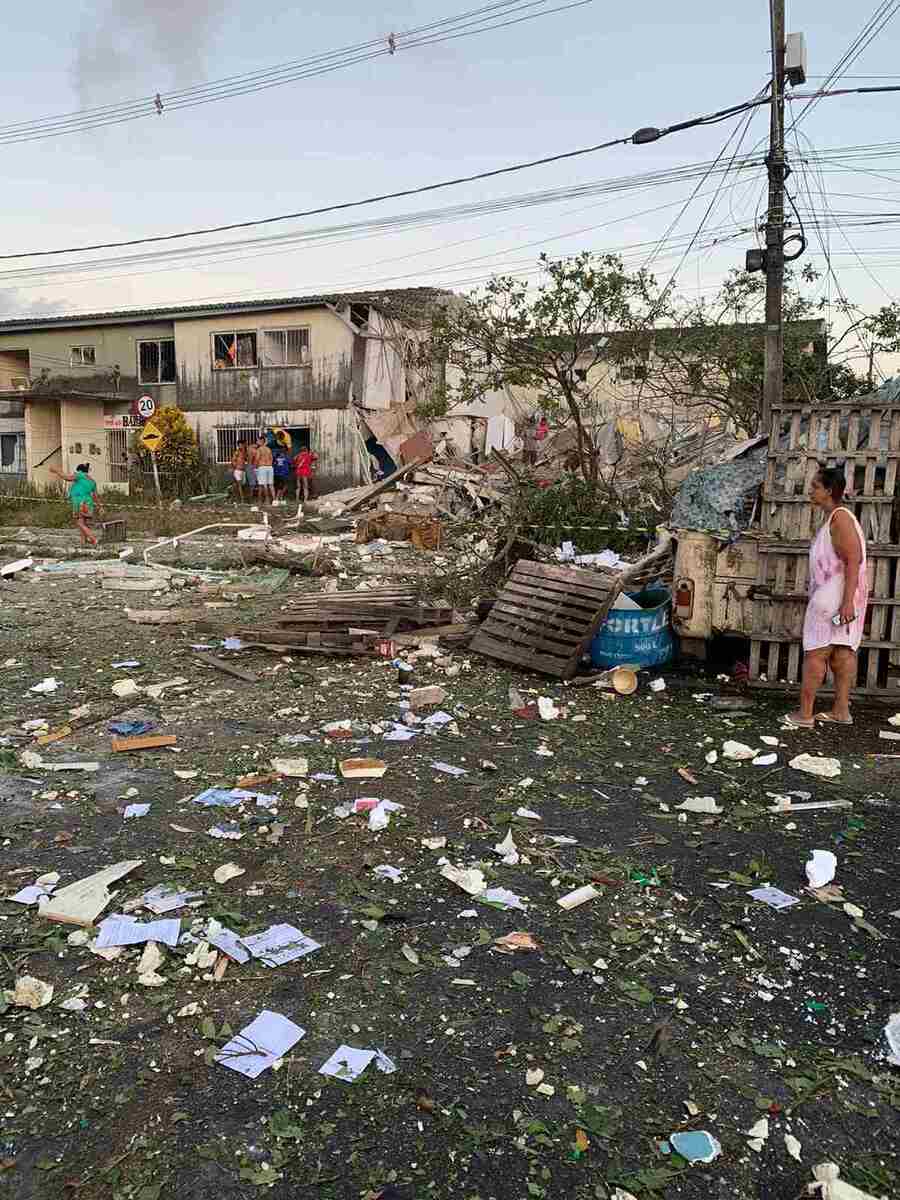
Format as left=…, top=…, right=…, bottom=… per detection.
left=0, top=287, right=449, bottom=493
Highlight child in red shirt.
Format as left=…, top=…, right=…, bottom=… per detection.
left=293, top=447, right=318, bottom=501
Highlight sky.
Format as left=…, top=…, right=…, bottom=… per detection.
left=2, top=0, right=899, bottom=375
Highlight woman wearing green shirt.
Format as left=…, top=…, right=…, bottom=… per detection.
left=49, top=462, right=102, bottom=547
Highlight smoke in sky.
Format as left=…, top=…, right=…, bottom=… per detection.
left=74, top=0, right=221, bottom=108
left=0, top=288, right=67, bottom=320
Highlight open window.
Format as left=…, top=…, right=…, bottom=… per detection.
left=212, top=331, right=258, bottom=370
left=261, top=328, right=310, bottom=367
left=138, top=338, right=176, bottom=384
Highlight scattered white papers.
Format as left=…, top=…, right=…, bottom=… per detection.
left=422, top=711, right=454, bottom=727
left=440, top=864, right=486, bottom=896
left=748, top=887, right=800, bottom=910
left=789, top=753, right=841, bottom=778
left=805, top=850, right=837, bottom=890
left=752, top=753, right=778, bottom=766
left=112, top=660, right=141, bottom=668
left=213, top=863, right=245, bottom=885
left=516, top=807, right=542, bottom=820
left=216, top=1011, right=305, bottom=1078
left=494, top=829, right=520, bottom=865
left=649, top=677, right=666, bottom=693
left=722, top=740, right=756, bottom=761
left=383, top=726, right=417, bottom=742
left=206, top=922, right=250, bottom=964
left=10, top=883, right=56, bottom=905
left=30, top=677, right=60, bottom=694
left=884, top=1012, right=900, bottom=1067
left=368, top=799, right=404, bottom=831
left=209, top=825, right=243, bottom=840
left=95, top=917, right=181, bottom=948
left=241, top=923, right=320, bottom=967
left=482, top=887, right=527, bottom=911
left=318, top=1044, right=397, bottom=1082
left=123, top=803, right=150, bottom=820
left=373, top=865, right=404, bottom=883
left=272, top=757, right=309, bottom=778
left=311, top=772, right=338, bottom=781
left=142, top=885, right=203, bottom=914
left=432, top=762, right=467, bottom=777
left=221, top=637, right=245, bottom=651
left=537, top=696, right=560, bottom=720
left=676, top=796, right=722, bottom=814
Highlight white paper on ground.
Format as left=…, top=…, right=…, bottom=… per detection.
left=748, top=886, right=801, bottom=910
left=516, top=807, right=542, bottom=820
left=123, top=803, right=150, bottom=820
left=482, top=886, right=527, bottom=910
left=884, top=1011, right=900, bottom=1066
left=368, top=799, right=404, bottom=831
left=440, top=864, right=486, bottom=895
left=216, top=1010, right=306, bottom=1078
left=422, top=711, right=454, bottom=726
left=789, top=753, right=841, bottom=778
left=805, top=849, right=837, bottom=889
left=318, top=1044, right=396, bottom=1082
left=206, top=923, right=250, bottom=964
left=241, top=923, right=320, bottom=966
left=10, top=883, right=55, bottom=905
left=95, top=917, right=181, bottom=947
left=432, top=762, right=467, bottom=776
left=676, top=796, right=723, bottom=814
left=494, top=829, right=519, bottom=864
left=142, top=885, right=203, bottom=914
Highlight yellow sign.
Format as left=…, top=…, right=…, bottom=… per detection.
left=140, top=420, right=163, bottom=452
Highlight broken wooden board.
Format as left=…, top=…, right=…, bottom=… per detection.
left=195, top=654, right=255, bottom=683
left=41, top=860, right=143, bottom=927
left=126, top=607, right=206, bottom=625
left=35, top=725, right=72, bottom=746
left=111, top=734, right=178, bottom=752
left=470, top=560, right=618, bottom=679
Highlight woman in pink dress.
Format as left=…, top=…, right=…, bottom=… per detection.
left=786, top=465, right=868, bottom=728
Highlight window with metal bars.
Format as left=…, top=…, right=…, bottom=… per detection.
left=0, top=432, right=24, bottom=472
left=212, top=331, right=258, bottom=369
left=138, top=339, right=176, bottom=384
left=261, top=327, right=310, bottom=367
left=215, top=426, right=261, bottom=464
left=106, top=429, right=129, bottom=482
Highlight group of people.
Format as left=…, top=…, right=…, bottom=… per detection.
left=230, top=432, right=317, bottom=506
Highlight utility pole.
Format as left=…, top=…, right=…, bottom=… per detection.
left=761, top=0, right=786, bottom=437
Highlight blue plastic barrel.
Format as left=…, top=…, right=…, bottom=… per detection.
left=590, top=586, right=673, bottom=669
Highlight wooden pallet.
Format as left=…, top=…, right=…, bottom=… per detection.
left=761, top=400, right=900, bottom=542
left=748, top=542, right=900, bottom=694
left=470, top=559, right=617, bottom=678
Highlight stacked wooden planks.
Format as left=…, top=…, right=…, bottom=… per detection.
left=749, top=398, right=900, bottom=695
left=470, top=559, right=618, bottom=679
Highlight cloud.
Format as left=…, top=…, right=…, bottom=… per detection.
left=74, top=0, right=221, bottom=108
left=0, top=288, right=67, bottom=320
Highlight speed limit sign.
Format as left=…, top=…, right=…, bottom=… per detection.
left=136, top=394, right=156, bottom=420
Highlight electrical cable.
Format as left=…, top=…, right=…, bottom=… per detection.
left=0, top=0, right=590, bottom=144
left=0, top=92, right=776, bottom=261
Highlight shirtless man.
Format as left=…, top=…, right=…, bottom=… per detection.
left=255, top=436, right=275, bottom=505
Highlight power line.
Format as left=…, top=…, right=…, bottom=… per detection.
left=789, top=2, right=900, bottom=130
left=0, top=93, right=783, bottom=262
left=0, top=0, right=590, bottom=145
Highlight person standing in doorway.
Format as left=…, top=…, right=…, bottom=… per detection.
left=273, top=444, right=292, bottom=505
left=255, top=436, right=276, bottom=505
left=49, top=462, right=102, bottom=547
left=785, top=464, right=869, bottom=729
left=230, top=439, right=247, bottom=502
left=293, top=445, right=318, bottom=503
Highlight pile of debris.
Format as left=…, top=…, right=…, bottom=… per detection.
left=225, top=587, right=473, bottom=658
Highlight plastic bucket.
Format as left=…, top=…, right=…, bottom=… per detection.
left=590, top=586, right=673, bottom=669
